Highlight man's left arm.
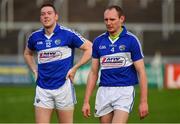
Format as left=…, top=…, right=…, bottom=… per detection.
left=134, top=59, right=149, bottom=119
left=66, top=40, right=92, bottom=82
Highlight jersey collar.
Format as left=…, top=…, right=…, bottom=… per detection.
left=42, top=23, right=60, bottom=35
left=105, top=25, right=127, bottom=38
left=105, top=26, right=127, bottom=44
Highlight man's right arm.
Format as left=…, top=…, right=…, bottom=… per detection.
left=82, top=58, right=99, bottom=118
left=24, top=46, right=38, bottom=80
left=134, top=59, right=149, bottom=119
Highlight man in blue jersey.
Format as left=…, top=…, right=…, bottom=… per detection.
left=82, top=5, right=148, bottom=123
left=24, top=2, right=92, bottom=123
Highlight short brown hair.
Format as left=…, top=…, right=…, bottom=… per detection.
left=106, top=5, right=124, bottom=17
left=40, top=2, right=57, bottom=13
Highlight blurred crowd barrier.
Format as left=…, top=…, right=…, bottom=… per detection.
left=0, top=64, right=33, bottom=84
left=0, top=62, right=180, bottom=89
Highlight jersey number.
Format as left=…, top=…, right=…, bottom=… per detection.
left=111, top=47, right=115, bottom=52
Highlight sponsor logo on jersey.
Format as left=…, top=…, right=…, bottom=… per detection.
left=101, top=56, right=126, bottom=67
left=99, top=45, right=106, bottom=49
left=38, top=47, right=72, bottom=64
left=37, top=41, right=43, bottom=45
left=39, top=51, right=62, bottom=59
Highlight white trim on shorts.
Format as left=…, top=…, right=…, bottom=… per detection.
left=94, top=86, right=135, bottom=117
left=34, top=79, right=77, bottom=110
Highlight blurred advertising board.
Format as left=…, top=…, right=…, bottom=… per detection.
left=145, top=64, right=164, bottom=89
left=3, top=63, right=180, bottom=90
left=75, top=63, right=165, bottom=88
left=165, top=64, right=180, bottom=89
left=74, top=63, right=90, bottom=85
left=0, top=64, right=33, bottom=84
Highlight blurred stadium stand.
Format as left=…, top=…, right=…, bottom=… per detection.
left=0, top=0, right=180, bottom=61
left=0, top=0, right=180, bottom=86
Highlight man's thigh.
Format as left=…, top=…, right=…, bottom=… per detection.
left=56, top=109, right=74, bottom=123
left=100, top=112, right=113, bottom=123
left=35, top=106, right=53, bottom=123
left=112, top=110, right=129, bottom=123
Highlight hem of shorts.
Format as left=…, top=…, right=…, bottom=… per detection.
left=34, top=104, right=74, bottom=110
left=94, top=108, right=130, bottom=117
left=34, top=104, right=54, bottom=109
left=114, top=107, right=130, bottom=113
left=94, top=110, right=113, bottom=117
left=56, top=106, right=74, bottom=110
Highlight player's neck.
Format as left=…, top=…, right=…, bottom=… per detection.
left=109, top=27, right=123, bottom=40
left=45, top=23, right=56, bottom=36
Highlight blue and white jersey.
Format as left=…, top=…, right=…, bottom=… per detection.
left=27, top=24, right=86, bottom=89
left=92, top=26, right=144, bottom=87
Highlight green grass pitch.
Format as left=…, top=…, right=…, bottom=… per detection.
left=0, top=85, right=180, bottom=123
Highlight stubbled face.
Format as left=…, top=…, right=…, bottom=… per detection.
left=104, top=8, right=124, bottom=35
left=40, top=6, right=58, bottom=28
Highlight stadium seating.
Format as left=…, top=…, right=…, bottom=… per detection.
left=0, top=0, right=180, bottom=56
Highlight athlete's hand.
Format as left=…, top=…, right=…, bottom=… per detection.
left=33, top=70, right=38, bottom=82
left=139, top=101, right=149, bottom=119
left=66, top=67, right=77, bottom=83
left=82, top=102, right=91, bottom=118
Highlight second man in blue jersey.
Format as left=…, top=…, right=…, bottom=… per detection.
left=82, top=5, right=148, bottom=123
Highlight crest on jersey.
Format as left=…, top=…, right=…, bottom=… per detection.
left=119, top=45, right=126, bottom=51
left=55, top=39, right=61, bottom=45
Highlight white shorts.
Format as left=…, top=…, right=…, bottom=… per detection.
left=34, top=79, right=76, bottom=110
left=94, top=86, right=135, bottom=117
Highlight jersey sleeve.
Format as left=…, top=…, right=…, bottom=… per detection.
left=130, top=36, right=144, bottom=61
left=70, top=30, right=86, bottom=48
left=27, top=34, right=35, bottom=51
left=92, top=39, right=100, bottom=58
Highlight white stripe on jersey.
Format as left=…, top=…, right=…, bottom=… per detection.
left=108, top=36, right=119, bottom=44
left=38, top=46, right=72, bottom=64
left=127, top=31, right=144, bottom=57
left=60, top=26, right=86, bottom=42
left=28, top=28, right=43, bottom=41
left=100, top=52, right=133, bottom=70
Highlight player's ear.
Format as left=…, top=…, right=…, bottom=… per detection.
left=55, top=13, right=58, bottom=21
left=120, top=15, right=125, bottom=23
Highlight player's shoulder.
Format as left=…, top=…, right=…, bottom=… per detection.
left=59, top=25, right=86, bottom=42
left=59, top=25, right=77, bottom=34
left=96, top=32, right=107, bottom=39
left=29, top=28, right=43, bottom=38
left=121, top=26, right=138, bottom=41
left=94, top=32, right=107, bottom=43
left=60, top=25, right=83, bottom=37
left=126, top=31, right=142, bottom=48
left=60, top=25, right=71, bottom=31
left=126, top=31, right=139, bottom=42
